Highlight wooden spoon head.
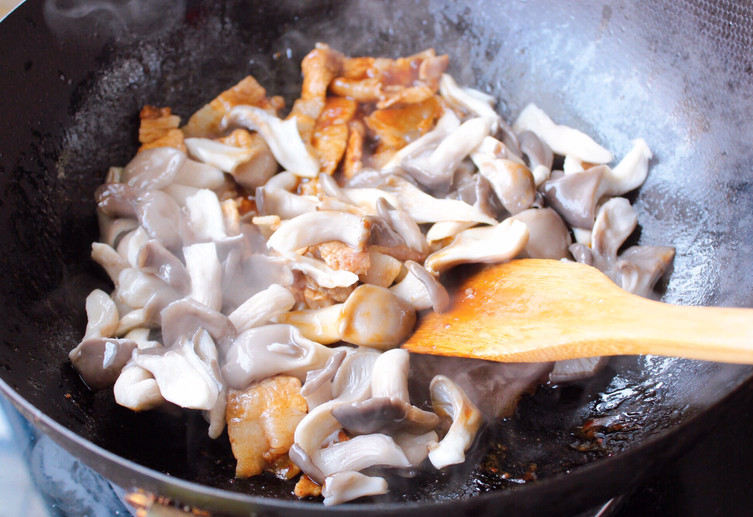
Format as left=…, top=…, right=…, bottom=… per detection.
left=402, top=259, right=634, bottom=362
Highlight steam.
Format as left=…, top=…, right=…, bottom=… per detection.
left=43, top=0, right=186, bottom=43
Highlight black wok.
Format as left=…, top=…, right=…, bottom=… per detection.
left=1, top=0, right=753, bottom=515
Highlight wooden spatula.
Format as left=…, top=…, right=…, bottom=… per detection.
left=401, top=259, right=753, bottom=364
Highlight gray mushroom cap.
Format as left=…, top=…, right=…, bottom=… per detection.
left=512, top=208, right=572, bottom=260
left=137, top=239, right=191, bottom=294
left=332, top=397, right=439, bottom=435
left=69, top=337, right=138, bottom=390
left=616, top=245, right=675, bottom=297
left=541, top=165, right=606, bottom=229
left=95, top=182, right=141, bottom=218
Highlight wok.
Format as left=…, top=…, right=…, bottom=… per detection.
left=1, top=0, right=753, bottom=515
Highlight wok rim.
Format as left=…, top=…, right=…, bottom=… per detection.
left=3, top=365, right=751, bottom=514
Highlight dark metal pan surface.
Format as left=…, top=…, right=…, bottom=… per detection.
left=1, top=1, right=753, bottom=515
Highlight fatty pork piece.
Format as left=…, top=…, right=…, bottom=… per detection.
left=226, top=375, right=308, bottom=478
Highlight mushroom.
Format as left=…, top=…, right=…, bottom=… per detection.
left=122, top=147, right=186, bottom=190
left=382, top=110, right=461, bottom=172
left=615, top=245, right=675, bottom=297
left=438, top=73, right=502, bottom=135
left=115, top=267, right=178, bottom=314
left=427, top=375, right=484, bottom=469
left=97, top=215, right=139, bottom=249
left=390, top=260, right=450, bottom=312
left=471, top=153, right=536, bottom=215
left=266, top=211, right=371, bottom=252
left=375, top=198, right=428, bottom=255
left=331, top=347, right=380, bottom=402
left=331, top=398, right=439, bottom=436
left=134, top=189, right=191, bottom=250
left=223, top=105, right=320, bottom=178
left=601, top=138, right=652, bottom=196
left=424, top=218, right=529, bottom=274
left=183, top=242, right=222, bottom=312
left=131, top=334, right=220, bottom=411
left=227, top=283, right=296, bottom=334
left=513, top=103, right=613, bottom=163
left=569, top=242, right=595, bottom=266
left=301, top=348, right=348, bottom=410
left=518, top=130, right=553, bottom=187
left=113, top=362, right=165, bottom=411
left=381, top=176, right=497, bottom=225
left=400, top=117, right=491, bottom=192
left=159, top=297, right=235, bottom=349
left=82, top=289, right=119, bottom=340
left=425, top=221, right=475, bottom=245
left=360, top=250, right=402, bottom=288
left=322, top=472, right=388, bottom=506
left=136, top=239, right=191, bottom=294
left=221, top=324, right=336, bottom=390
left=282, top=252, right=359, bottom=289
left=95, top=182, right=141, bottom=218
left=255, top=186, right=319, bottom=219
left=69, top=337, right=138, bottom=390
left=116, top=226, right=151, bottom=269
left=394, top=430, right=439, bottom=468
left=448, top=170, right=500, bottom=221
left=316, top=433, right=410, bottom=477
left=277, top=284, right=416, bottom=350
left=184, top=189, right=227, bottom=242
left=591, top=197, right=638, bottom=266
left=184, top=136, right=278, bottom=189
left=541, top=165, right=606, bottom=229
left=512, top=208, right=572, bottom=260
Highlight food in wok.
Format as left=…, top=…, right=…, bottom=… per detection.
left=68, top=43, right=672, bottom=505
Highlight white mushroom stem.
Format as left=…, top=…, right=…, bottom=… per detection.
left=395, top=430, right=439, bottom=467
left=228, top=284, right=296, bottom=333
left=439, top=73, right=501, bottom=133
left=390, top=261, right=450, bottom=313
left=185, top=189, right=227, bottom=242
left=266, top=211, right=370, bottom=252
left=224, top=105, right=320, bottom=178
left=424, top=218, right=529, bottom=274
left=602, top=138, right=652, bottom=196
left=340, top=187, right=401, bottom=215
left=382, top=176, right=497, bottom=225
left=117, top=227, right=150, bottom=269
left=428, top=375, right=484, bottom=469
left=426, top=221, right=475, bottom=244
left=113, top=363, right=165, bottom=411
left=316, top=433, right=410, bottom=476
left=183, top=242, right=222, bottom=312
left=83, top=289, right=119, bottom=340
left=513, top=103, right=613, bottom=163
left=383, top=110, right=461, bottom=170
left=422, top=117, right=491, bottom=175
left=563, top=154, right=585, bottom=175
left=370, top=348, right=410, bottom=402
left=322, top=472, right=388, bottom=506
left=91, top=242, right=129, bottom=283
left=185, top=137, right=255, bottom=173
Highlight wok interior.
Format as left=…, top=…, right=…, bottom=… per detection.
left=1, top=0, right=753, bottom=514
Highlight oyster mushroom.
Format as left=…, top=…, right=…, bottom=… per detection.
left=601, top=138, right=652, bottom=196
left=82, top=289, right=119, bottom=340
left=282, top=252, right=359, bottom=289
left=184, top=136, right=278, bottom=189
left=513, top=103, right=613, bottom=163
left=541, top=165, right=606, bottom=229
left=134, top=189, right=191, bottom=250
left=512, top=208, right=572, bottom=260
left=69, top=337, right=138, bottom=390
left=518, top=130, right=553, bottom=187
left=224, top=105, right=320, bottom=178
left=221, top=324, right=336, bottom=390
left=184, top=189, right=227, bottom=242
left=375, top=198, right=428, bottom=256
left=616, top=245, right=675, bottom=297
left=159, top=297, right=235, bottom=349
left=424, top=218, right=529, bottom=275
left=390, top=260, right=450, bottom=312
left=113, top=362, right=165, bottom=411
left=131, top=333, right=220, bottom=411
left=255, top=186, right=319, bottom=219
left=381, top=176, right=497, bottom=225
left=95, top=182, right=141, bottom=218
left=427, top=375, right=484, bottom=469
left=438, top=73, right=502, bottom=135
left=383, top=110, right=461, bottom=172
left=394, top=429, right=439, bottom=468
left=471, top=153, right=536, bottom=215
left=277, top=284, right=416, bottom=350
left=183, top=242, right=222, bottom=312
left=316, top=433, right=410, bottom=477
left=301, top=349, right=348, bottom=410
left=266, top=211, right=371, bottom=252
left=137, top=239, right=191, bottom=294
left=227, top=283, right=296, bottom=334
left=591, top=197, right=638, bottom=265
left=322, top=472, right=388, bottom=506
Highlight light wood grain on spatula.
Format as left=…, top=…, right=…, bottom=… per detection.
left=402, top=259, right=753, bottom=364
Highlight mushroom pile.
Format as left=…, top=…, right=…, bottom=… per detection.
left=69, top=43, right=673, bottom=505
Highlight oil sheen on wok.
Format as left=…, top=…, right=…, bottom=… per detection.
left=67, top=43, right=673, bottom=505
